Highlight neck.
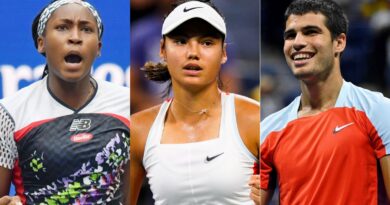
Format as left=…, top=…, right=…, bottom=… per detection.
left=299, top=67, right=343, bottom=114
left=170, top=83, right=221, bottom=122
left=48, top=74, right=94, bottom=110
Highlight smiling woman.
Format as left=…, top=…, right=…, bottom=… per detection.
left=0, top=0, right=130, bottom=204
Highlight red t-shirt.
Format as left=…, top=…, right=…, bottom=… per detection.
left=261, top=81, right=390, bottom=204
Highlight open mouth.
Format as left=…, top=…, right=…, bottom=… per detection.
left=183, top=65, right=202, bottom=71
left=65, top=54, right=83, bottom=64
left=292, top=53, right=314, bottom=61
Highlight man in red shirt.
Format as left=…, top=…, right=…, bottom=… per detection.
left=260, top=0, right=390, bottom=204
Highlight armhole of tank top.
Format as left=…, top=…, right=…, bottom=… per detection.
left=229, top=94, right=258, bottom=162
left=142, top=101, right=171, bottom=166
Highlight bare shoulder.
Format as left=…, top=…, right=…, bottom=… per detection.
left=233, top=94, right=260, bottom=158
left=234, top=94, right=260, bottom=121
left=130, top=104, right=162, bottom=161
left=131, top=104, right=162, bottom=132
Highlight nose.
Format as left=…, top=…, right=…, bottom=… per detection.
left=187, top=40, right=199, bottom=60
left=68, top=29, right=82, bottom=45
left=292, top=32, right=307, bottom=51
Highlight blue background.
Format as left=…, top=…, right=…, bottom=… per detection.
left=0, top=1, right=129, bottom=196
left=0, top=0, right=130, bottom=98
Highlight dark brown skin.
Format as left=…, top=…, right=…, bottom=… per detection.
left=37, top=4, right=101, bottom=110
left=0, top=167, right=21, bottom=204
left=1, top=3, right=121, bottom=205
left=0, top=168, right=11, bottom=197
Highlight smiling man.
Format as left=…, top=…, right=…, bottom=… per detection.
left=260, top=0, right=390, bottom=204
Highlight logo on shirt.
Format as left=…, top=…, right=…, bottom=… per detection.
left=333, top=122, right=354, bottom=134
left=70, top=119, right=91, bottom=131
left=70, top=133, right=94, bottom=143
left=205, top=152, right=224, bottom=163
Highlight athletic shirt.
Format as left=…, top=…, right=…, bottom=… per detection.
left=261, top=81, right=390, bottom=205
left=143, top=93, right=258, bottom=205
left=0, top=76, right=130, bottom=205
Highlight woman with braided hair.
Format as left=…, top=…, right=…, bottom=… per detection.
left=130, top=0, right=260, bottom=204
left=0, top=1, right=130, bottom=204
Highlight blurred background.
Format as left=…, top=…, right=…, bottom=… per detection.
left=261, top=0, right=390, bottom=204
left=130, top=0, right=260, bottom=113
left=130, top=0, right=260, bottom=204
left=261, top=0, right=390, bottom=120
left=0, top=0, right=129, bottom=196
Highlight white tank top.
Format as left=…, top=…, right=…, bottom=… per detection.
left=143, top=93, right=258, bottom=205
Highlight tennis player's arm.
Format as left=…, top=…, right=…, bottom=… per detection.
left=0, top=106, right=16, bottom=198
left=0, top=168, right=12, bottom=197
left=129, top=134, right=146, bottom=205
left=380, top=155, right=390, bottom=200
left=130, top=109, right=156, bottom=205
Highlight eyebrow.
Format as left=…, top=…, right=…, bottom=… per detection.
left=57, top=18, right=94, bottom=25
left=284, top=25, right=322, bottom=38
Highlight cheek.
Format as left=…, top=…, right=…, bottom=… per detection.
left=283, top=43, right=291, bottom=57
left=165, top=48, right=185, bottom=64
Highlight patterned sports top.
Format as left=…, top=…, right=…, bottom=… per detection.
left=0, top=77, right=129, bottom=205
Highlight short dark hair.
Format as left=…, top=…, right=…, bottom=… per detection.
left=284, top=0, right=348, bottom=39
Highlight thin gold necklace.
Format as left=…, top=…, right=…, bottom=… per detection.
left=171, top=92, right=221, bottom=116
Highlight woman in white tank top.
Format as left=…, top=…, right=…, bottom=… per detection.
left=130, top=1, right=260, bottom=204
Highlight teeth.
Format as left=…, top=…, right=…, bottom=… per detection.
left=293, top=53, right=311, bottom=60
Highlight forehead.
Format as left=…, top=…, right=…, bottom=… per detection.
left=48, top=3, right=97, bottom=24
left=285, top=12, right=327, bottom=31
left=167, top=18, right=223, bottom=38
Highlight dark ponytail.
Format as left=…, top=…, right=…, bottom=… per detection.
left=140, top=0, right=226, bottom=97
left=141, top=60, right=172, bottom=97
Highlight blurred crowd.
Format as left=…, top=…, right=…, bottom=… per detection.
left=130, top=0, right=260, bottom=204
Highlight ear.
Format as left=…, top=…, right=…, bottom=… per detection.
left=97, top=41, right=102, bottom=57
left=37, top=36, right=45, bottom=54
left=159, top=38, right=166, bottom=61
left=221, top=43, right=228, bottom=64
left=334, top=33, right=346, bottom=57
